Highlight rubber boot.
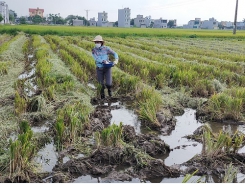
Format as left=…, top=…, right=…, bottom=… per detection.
left=107, top=85, right=112, bottom=97
left=100, top=86, right=105, bottom=99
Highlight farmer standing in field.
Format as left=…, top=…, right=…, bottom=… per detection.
left=92, top=35, right=119, bottom=99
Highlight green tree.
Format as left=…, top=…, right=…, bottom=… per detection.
left=218, top=23, right=224, bottom=30
left=167, top=20, right=175, bottom=28
left=130, top=19, right=134, bottom=26
left=114, top=21, right=118, bottom=27
left=19, top=16, right=26, bottom=24
left=32, top=15, right=43, bottom=24
left=150, top=21, right=154, bottom=28
left=0, top=14, right=3, bottom=23
left=9, top=14, right=14, bottom=23
left=65, top=15, right=89, bottom=26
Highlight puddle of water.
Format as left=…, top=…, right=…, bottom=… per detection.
left=63, top=156, right=70, bottom=163
left=18, top=68, right=36, bottom=80
left=34, top=142, right=58, bottom=172
left=76, top=153, right=85, bottom=158
left=31, top=125, right=49, bottom=133
left=73, top=175, right=101, bottom=183
left=206, top=120, right=245, bottom=153
left=73, top=175, right=142, bottom=183
left=88, top=83, right=96, bottom=89
left=159, top=108, right=203, bottom=166
left=111, top=105, right=141, bottom=134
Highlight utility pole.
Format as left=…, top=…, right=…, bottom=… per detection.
left=85, top=9, right=90, bottom=26
left=233, top=0, right=238, bottom=35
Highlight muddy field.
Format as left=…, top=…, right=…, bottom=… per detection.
left=1, top=33, right=245, bottom=183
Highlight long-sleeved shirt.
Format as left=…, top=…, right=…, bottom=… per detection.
left=92, top=46, right=119, bottom=68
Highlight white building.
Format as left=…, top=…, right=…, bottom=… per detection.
left=97, top=11, right=108, bottom=27
left=73, top=19, right=83, bottom=26
left=237, top=22, right=245, bottom=30
left=200, top=17, right=218, bottom=29
left=153, top=18, right=167, bottom=28
left=134, top=15, right=145, bottom=28
left=183, top=18, right=201, bottom=29
left=89, top=17, right=97, bottom=26
left=118, top=7, right=130, bottom=28
left=145, top=16, right=153, bottom=27
left=0, top=1, right=9, bottom=24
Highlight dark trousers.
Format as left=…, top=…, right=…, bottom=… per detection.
left=96, top=67, right=112, bottom=97
left=96, top=67, right=112, bottom=86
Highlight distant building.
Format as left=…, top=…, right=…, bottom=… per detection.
left=118, top=7, right=130, bottom=28
left=153, top=18, right=167, bottom=28
left=145, top=16, right=153, bottom=27
left=220, top=21, right=233, bottom=29
left=200, top=17, right=218, bottom=29
left=29, top=7, right=44, bottom=18
left=0, top=1, right=9, bottom=24
left=89, top=17, right=97, bottom=26
left=107, top=22, right=114, bottom=27
left=97, top=11, right=108, bottom=27
left=237, top=22, right=245, bottom=30
left=134, top=15, right=145, bottom=28
left=73, top=19, right=83, bottom=26
left=183, top=18, right=201, bottom=29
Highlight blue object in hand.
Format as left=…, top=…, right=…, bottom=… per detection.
left=103, top=61, right=114, bottom=68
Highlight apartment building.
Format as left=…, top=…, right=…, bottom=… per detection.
left=97, top=11, right=108, bottom=27
left=118, top=8, right=130, bottom=28
left=153, top=18, right=167, bottom=28
left=29, top=7, right=44, bottom=18
left=200, top=17, right=218, bottom=29
left=183, top=18, right=201, bottom=29
left=89, top=17, right=97, bottom=26
left=134, top=15, right=146, bottom=28
left=0, top=1, right=9, bottom=24
left=73, top=19, right=83, bottom=26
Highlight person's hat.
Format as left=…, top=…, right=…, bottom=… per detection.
left=93, top=35, right=104, bottom=42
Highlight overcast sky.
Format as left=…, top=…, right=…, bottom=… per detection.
left=4, top=0, right=245, bottom=25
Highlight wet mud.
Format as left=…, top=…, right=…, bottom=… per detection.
left=2, top=96, right=245, bottom=183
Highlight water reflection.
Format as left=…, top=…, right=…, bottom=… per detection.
left=34, top=142, right=57, bottom=172
left=110, top=102, right=141, bottom=134
left=159, top=108, right=203, bottom=166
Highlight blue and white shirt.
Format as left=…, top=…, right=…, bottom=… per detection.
left=92, top=46, right=119, bottom=68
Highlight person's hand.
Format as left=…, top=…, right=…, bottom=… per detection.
left=114, top=59, right=118, bottom=65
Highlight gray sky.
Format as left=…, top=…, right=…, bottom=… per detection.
left=4, top=0, right=245, bottom=25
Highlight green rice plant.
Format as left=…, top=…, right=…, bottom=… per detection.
left=222, top=163, right=238, bottom=183
left=56, top=80, right=75, bottom=92
left=0, top=35, right=20, bottom=54
left=22, top=39, right=29, bottom=56
left=14, top=91, right=27, bottom=116
left=56, top=102, right=91, bottom=145
left=35, top=58, right=52, bottom=79
left=182, top=170, right=203, bottom=183
left=95, top=122, right=123, bottom=147
left=136, top=87, right=162, bottom=127
left=0, top=61, right=9, bottom=75
left=138, top=101, right=160, bottom=127
left=202, top=125, right=245, bottom=158
left=55, top=119, right=65, bottom=151
left=44, top=85, right=55, bottom=101
left=9, top=121, right=35, bottom=174
left=207, top=92, right=243, bottom=121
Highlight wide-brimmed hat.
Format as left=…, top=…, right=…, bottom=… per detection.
left=93, top=35, right=104, bottom=42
